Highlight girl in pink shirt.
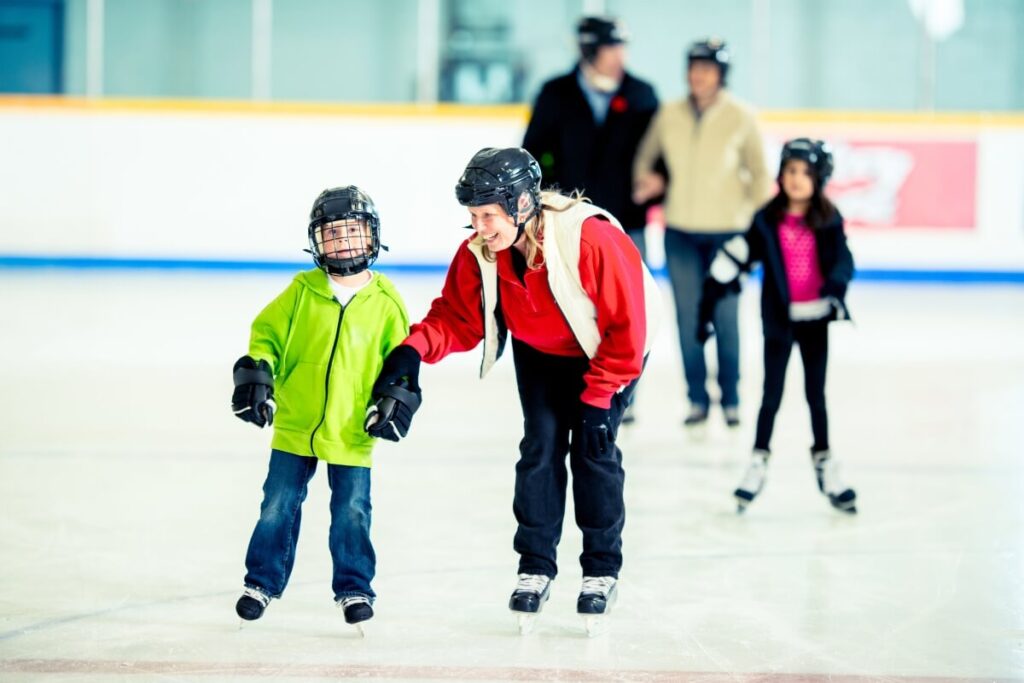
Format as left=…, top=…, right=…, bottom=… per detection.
left=698, top=138, right=857, bottom=514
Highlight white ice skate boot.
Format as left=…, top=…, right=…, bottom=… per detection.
left=812, top=449, right=857, bottom=514
left=734, top=449, right=769, bottom=513
left=336, top=596, right=373, bottom=637
left=508, top=574, right=551, bottom=635
left=577, top=576, right=617, bottom=637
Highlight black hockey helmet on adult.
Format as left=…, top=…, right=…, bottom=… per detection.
left=577, top=16, right=629, bottom=63
left=307, top=185, right=383, bottom=276
left=779, top=138, right=835, bottom=190
left=687, top=37, right=730, bottom=84
left=455, top=147, right=543, bottom=224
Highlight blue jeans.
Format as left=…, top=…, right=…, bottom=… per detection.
left=243, top=449, right=375, bottom=602
left=664, top=228, right=741, bottom=409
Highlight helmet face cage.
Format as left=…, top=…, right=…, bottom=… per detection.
left=687, top=38, right=730, bottom=82
left=779, top=138, right=834, bottom=190
left=577, top=16, right=628, bottom=62
left=455, top=148, right=542, bottom=225
left=307, top=186, right=381, bottom=276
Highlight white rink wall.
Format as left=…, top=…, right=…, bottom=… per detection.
left=1, top=99, right=1023, bottom=275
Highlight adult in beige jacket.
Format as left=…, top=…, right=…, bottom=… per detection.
left=633, top=38, right=772, bottom=429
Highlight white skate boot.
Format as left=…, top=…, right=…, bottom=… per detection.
left=577, top=576, right=617, bottom=637
left=812, top=449, right=857, bottom=514
left=508, top=574, right=551, bottom=635
left=734, top=449, right=769, bottom=513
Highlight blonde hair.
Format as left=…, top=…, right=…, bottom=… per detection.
left=479, top=190, right=589, bottom=269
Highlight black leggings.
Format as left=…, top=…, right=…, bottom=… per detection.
left=754, top=320, right=829, bottom=452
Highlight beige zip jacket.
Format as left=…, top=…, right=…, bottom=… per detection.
left=633, top=90, right=772, bottom=233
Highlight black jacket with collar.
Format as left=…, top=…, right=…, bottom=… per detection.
left=746, top=205, right=855, bottom=339
left=523, top=67, right=658, bottom=231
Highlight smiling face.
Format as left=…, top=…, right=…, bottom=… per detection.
left=318, top=218, right=372, bottom=260
left=780, top=159, right=816, bottom=204
left=468, top=203, right=521, bottom=252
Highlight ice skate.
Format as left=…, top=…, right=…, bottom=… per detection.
left=235, top=587, right=271, bottom=627
left=723, top=405, right=741, bottom=429
left=577, top=576, right=617, bottom=637
left=812, top=449, right=857, bottom=514
left=683, top=404, right=708, bottom=439
left=734, top=449, right=769, bottom=513
left=337, top=596, right=374, bottom=637
left=508, top=573, right=551, bottom=635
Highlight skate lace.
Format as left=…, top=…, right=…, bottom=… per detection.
left=514, top=574, right=550, bottom=594
left=242, top=587, right=271, bottom=607
left=580, top=576, right=616, bottom=597
left=338, top=596, right=370, bottom=609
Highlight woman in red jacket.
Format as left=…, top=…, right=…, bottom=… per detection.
left=369, top=147, right=658, bottom=634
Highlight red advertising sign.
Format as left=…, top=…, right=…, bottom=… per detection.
left=805, top=139, right=977, bottom=229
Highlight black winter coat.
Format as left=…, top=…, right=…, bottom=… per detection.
left=523, top=68, right=658, bottom=231
left=745, top=207, right=855, bottom=340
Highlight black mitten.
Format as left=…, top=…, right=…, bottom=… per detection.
left=579, top=403, right=614, bottom=458
left=232, top=356, right=275, bottom=428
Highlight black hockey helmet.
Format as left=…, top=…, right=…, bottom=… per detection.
left=577, top=16, right=628, bottom=62
left=687, top=37, right=730, bottom=84
left=455, top=147, right=542, bottom=226
left=779, top=138, right=835, bottom=190
left=307, top=185, right=382, bottom=276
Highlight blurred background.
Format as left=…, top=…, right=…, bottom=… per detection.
left=1, top=0, right=1022, bottom=275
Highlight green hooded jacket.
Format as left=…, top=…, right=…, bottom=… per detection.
left=248, top=268, right=409, bottom=467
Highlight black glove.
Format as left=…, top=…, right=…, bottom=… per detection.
left=820, top=279, right=847, bottom=300
left=372, top=345, right=422, bottom=396
left=366, top=345, right=423, bottom=442
left=697, top=279, right=738, bottom=344
left=232, top=356, right=275, bottom=428
left=579, top=403, right=614, bottom=458
left=364, top=381, right=422, bottom=442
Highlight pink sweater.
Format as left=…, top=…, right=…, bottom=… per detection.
left=778, top=213, right=824, bottom=302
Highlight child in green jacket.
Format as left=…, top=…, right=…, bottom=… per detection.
left=230, top=186, right=410, bottom=632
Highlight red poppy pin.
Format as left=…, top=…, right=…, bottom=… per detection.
left=610, top=96, right=628, bottom=113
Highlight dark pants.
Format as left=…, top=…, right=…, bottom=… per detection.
left=243, top=449, right=375, bottom=602
left=754, top=321, right=830, bottom=452
left=511, top=339, right=639, bottom=579
left=664, top=228, right=741, bottom=409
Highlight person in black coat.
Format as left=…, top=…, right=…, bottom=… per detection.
left=523, top=16, right=659, bottom=259
left=698, top=138, right=858, bottom=515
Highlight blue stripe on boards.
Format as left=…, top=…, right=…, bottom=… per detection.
left=0, top=255, right=1022, bottom=283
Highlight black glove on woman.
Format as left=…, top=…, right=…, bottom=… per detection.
left=579, top=402, right=614, bottom=458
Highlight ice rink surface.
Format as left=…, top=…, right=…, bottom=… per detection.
left=0, top=269, right=1021, bottom=682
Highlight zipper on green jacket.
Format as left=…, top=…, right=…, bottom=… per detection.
left=309, top=304, right=345, bottom=458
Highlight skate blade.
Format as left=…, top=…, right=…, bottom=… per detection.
left=353, top=623, right=366, bottom=638
left=582, top=614, right=609, bottom=638
left=515, top=612, right=538, bottom=635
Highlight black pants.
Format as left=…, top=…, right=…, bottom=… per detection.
left=511, top=338, right=638, bottom=579
left=754, top=320, right=830, bottom=452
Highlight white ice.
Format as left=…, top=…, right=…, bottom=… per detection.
left=0, top=270, right=1021, bottom=682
